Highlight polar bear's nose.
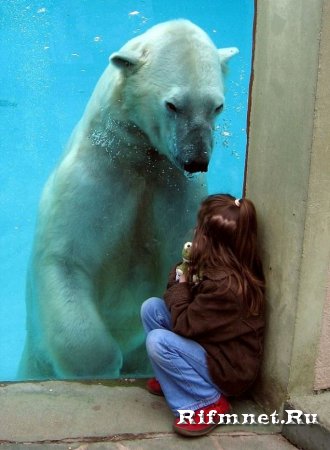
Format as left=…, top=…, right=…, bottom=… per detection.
left=184, top=159, right=209, bottom=173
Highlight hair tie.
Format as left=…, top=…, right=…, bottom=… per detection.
left=234, top=198, right=241, bottom=207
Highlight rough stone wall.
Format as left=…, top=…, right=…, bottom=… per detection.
left=315, top=270, right=330, bottom=390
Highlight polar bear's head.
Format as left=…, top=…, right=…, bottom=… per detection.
left=111, top=20, right=238, bottom=174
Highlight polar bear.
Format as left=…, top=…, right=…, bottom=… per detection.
left=18, top=19, right=238, bottom=379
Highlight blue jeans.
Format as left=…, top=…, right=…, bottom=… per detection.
left=140, top=297, right=222, bottom=415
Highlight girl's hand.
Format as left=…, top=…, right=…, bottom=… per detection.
left=179, top=273, right=187, bottom=283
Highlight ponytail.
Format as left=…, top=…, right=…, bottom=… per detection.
left=235, top=198, right=265, bottom=315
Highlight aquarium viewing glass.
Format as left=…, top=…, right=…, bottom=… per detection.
left=0, top=0, right=254, bottom=381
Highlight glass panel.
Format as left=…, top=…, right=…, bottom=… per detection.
left=0, top=0, right=254, bottom=381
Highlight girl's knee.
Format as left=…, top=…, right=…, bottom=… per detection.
left=146, top=329, right=171, bottom=361
left=140, top=297, right=163, bottom=320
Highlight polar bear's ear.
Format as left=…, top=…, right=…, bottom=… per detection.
left=110, top=51, right=141, bottom=70
left=218, top=47, right=239, bottom=67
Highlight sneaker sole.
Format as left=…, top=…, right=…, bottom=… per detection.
left=173, top=422, right=218, bottom=437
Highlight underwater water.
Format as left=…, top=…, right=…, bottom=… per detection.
left=0, top=0, right=254, bottom=381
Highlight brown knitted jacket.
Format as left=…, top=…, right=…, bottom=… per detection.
left=163, top=266, right=265, bottom=397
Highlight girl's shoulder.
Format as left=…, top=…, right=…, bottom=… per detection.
left=199, top=268, right=243, bottom=298
left=198, top=268, right=238, bottom=292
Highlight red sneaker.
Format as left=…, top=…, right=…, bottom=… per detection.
left=173, top=395, right=231, bottom=437
left=146, top=377, right=164, bottom=396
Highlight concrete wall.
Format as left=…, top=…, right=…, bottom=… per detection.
left=288, top=0, right=330, bottom=395
left=315, top=270, right=330, bottom=390
left=245, top=0, right=330, bottom=411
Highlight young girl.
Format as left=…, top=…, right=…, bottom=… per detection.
left=140, top=194, right=265, bottom=437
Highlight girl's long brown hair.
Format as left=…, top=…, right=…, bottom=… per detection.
left=189, top=194, right=265, bottom=315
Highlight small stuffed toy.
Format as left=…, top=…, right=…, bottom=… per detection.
left=176, top=241, right=192, bottom=281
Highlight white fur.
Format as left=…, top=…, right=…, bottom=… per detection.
left=18, top=20, right=238, bottom=379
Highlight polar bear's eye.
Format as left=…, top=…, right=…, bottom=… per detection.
left=214, top=104, right=224, bottom=114
left=165, top=101, right=178, bottom=113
